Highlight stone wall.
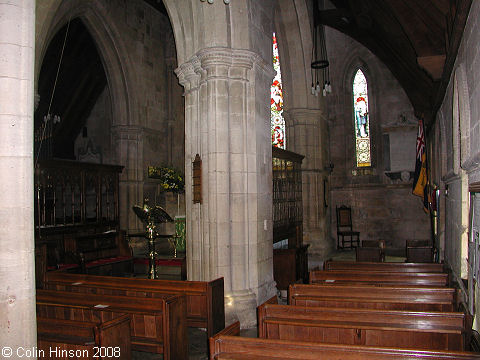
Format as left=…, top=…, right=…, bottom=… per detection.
left=36, top=0, right=185, bottom=235
left=433, top=0, right=480, bottom=330
left=325, top=26, right=430, bottom=255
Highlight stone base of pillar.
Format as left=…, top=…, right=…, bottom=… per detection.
left=224, top=290, right=258, bottom=329
left=256, top=278, right=278, bottom=306
left=304, top=228, right=335, bottom=268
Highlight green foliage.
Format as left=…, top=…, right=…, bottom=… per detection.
left=149, top=166, right=184, bottom=193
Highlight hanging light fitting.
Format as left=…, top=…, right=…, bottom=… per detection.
left=311, top=0, right=331, bottom=96
left=200, top=0, right=230, bottom=4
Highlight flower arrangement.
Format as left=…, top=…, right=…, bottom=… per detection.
left=148, top=165, right=184, bottom=193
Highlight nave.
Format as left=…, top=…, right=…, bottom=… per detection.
left=210, top=253, right=480, bottom=359
left=36, top=247, right=480, bottom=359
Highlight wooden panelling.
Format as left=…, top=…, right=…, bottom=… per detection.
left=209, top=335, right=480, bottom=359
left=289, top=283, right=456, bottom=312
left=257, top=303, right=466, bottom=351
left=44, top=272, right=225, bottom=338
left=323, top=260, right=444, bottom=273
left=309, top=270, right=448, bottom=286
left=37, top=315, right=131, bottom=360
left=36, top=289, right=187, bottom=359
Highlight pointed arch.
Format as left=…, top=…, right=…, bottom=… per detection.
left=340, top=54, right=375, bottom=169
left=35, top=0, right=135, bottom=128
left=353, top=69, right=371, bottom=167
left=453, top=65, right=471, bottom=168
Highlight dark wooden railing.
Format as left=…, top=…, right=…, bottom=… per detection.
left=34, top=160, right=127, bottom=281
left=35, top=159, right=123, bottom=229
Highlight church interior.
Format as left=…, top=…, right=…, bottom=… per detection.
left=3, top=0, right=480, bottom=358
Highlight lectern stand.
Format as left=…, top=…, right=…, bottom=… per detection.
left=132, top=199, right=173, bottom=279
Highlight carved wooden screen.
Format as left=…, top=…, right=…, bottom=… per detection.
left=35, top=160, right=123, bottom=230
left=272, top=146, right=304, bottom=246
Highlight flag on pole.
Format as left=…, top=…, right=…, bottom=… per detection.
left=412, top=118, right=429, bottom=212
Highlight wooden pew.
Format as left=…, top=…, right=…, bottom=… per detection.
left=289, top=283, right=456, bottom=311
left=309, top=270, right=448, bottom=286
left=70, top=230, right=133, bottom=276
left=36, top=288, right=187, bottom=359
left=44, top=272, right=225, bottom=338
left=209, top=335, right=480, bottom=359
left=257, top=301, right=466, bottom=350
left=356, top=240, right=385, bottom=262
left=37, top=315, right=131, bottom=360
left=323, top=260, right=444, bottom=273
left=406, top=240, right=434, bottom=262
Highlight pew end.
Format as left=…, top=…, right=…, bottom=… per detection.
left=209, top=321, right=240, bottom=360
left=37, top=315, right=132, bottom=360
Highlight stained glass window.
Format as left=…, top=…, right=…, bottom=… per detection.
left=271, top=33, right=285, bottom=149
left=353, top=69, right=371, bottom=167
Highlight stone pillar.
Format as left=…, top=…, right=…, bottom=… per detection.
left=176, top=48, right=276, bottom=328
left=285, top=108, right=331, bottom=259
left=111, top=125, right=144, bottom=233
left=0, top=0, right=37, bottom=355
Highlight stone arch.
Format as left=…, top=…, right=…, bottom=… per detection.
left=438, top=111, right=448, bottom=179
left=452, top=71, right=461, bottom=174
left=274, top=0, right=316, bottom=111
left=161, top=0, right=194, bottom=65
left=454, top=65, right=471, bottom=168
left=342, top=56, right=378, bottom=169
left=35, top=0, right=135, bottom=129
left=451, top=65, right=470, bottom=278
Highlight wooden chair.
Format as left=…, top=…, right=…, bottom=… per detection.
left=336, top=205, right=360, bottom=249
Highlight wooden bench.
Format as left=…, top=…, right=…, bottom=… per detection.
left=289, top=283, right=456, bottom=312
left=36, top=288, right=187, bottom=359
left=257, top=301, right=466, bottom=350
left=37, top=315, right=131, bottom=360
left=69, top=230, right=133, bottom=276
left=407, top=240, right=435, bottom=262
left=209, top=334, right=480, bottom=359
left=323, top=260, right=444, bottom=273
left=44, top=272, right=225, bottom=338
left=309, top=270, right=448, bottom=286
left=356, top=240, right=385, bottom=262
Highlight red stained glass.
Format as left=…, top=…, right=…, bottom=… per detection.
left=271, top=33, right=285, bottom=149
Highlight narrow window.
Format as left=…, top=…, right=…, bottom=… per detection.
left=271, top=32, right=285, bottom=149
left=353, top=69, right=371, bottom=167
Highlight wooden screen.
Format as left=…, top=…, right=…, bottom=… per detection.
left=272, top=146, right=304, bottom=246
left=35, top=160, right=123, bottom=229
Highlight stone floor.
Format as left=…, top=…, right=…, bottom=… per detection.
left=327, top=248, right=406, bottom=262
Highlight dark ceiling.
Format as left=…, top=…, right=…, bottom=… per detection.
left=315, top=0, right=473, bottom=128
left=35, top=1, right=167, bottom=161
left=35, top=18, right=106, bottom=160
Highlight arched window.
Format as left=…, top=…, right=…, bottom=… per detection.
left=271, top=32, right=285, bottom=149
left=353, top=69, right=371, bottom=167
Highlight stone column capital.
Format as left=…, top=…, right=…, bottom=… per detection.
left=175, top=60, right=201, bottom=91
left=111, top=125, right=143, bottom=138
left=284, top=108, right=326, bottom=126
left=176, top=47, right=274, bottom=84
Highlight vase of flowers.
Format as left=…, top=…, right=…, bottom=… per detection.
left=149, top=165, right=185, bottom=255
left=153, top=166, right=184, bottom=194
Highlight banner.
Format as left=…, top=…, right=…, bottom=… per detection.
left=412, top=119, right=428, bottom=211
